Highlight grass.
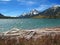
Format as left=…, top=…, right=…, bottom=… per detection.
left=0, top=33, right=60, bottom=45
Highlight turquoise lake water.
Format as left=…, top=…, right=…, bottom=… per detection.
left=0, top=19, right=60, bottom=32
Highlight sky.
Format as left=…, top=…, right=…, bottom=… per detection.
left=0, top=0, right=60, bottom=17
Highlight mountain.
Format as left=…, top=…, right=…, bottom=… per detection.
left=0, top=13, right=19, bottom=19
left=1, top=5, right=60, bottom=19
left=29, top=9, right=39, bottom=15
left=19, top=9, right=40, bottom=18
left=0, top=13, right=5, bottom=17
left=40, top=5, right=60, bottom=18
left=19, top=5, right=60, bottom=18
left=42, top=5, right=60, bottom=15
left=33, top=5, right=60, bottom=18
left=0, top=13, right=12, bottom=18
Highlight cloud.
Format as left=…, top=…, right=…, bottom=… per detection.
left=0, top=0, right=11, bottom=1
left=36, top=5, right=51, bottom=11
left=26, top=1, right=35, bottom=5
left=51, top=4, right=60, bottom=7
left=0, top=0, right=11, bottom=4
left=36, top=4, right=60, bottom=11
left=17, top=0, right=36, bottom=6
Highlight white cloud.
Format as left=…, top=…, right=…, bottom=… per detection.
left=27, top=1, right=35, bottom=5
left=52, top=4, right=60, bottom=6
left=0, top=0, right=11, bottom=1
left=36, top=5, right=50, bottom=11
left=17, top=0, right=36, bottom=5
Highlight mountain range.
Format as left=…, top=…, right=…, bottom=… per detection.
left=19, top=9, right=40, bottom=18
left=19, top=5, right=60, bottom=18
left=0, top=5, right=60, bottom=18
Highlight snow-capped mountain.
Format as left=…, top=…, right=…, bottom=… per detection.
left=30, top=9, right=39, bottom=15
left=19, top=9, right=40, bottom=18
left=19, top=5, right=60, bottom=18
left=42, top=5, right=60, bottom=16
left=52, top=5, right=60, bottom=12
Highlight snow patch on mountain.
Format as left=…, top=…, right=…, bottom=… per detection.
left=52, top=5, right=60, bottom=12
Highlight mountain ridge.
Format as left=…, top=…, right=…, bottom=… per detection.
left=0, top=5, right=60, bottom=18
left=19, top=5, right=60, bottom=18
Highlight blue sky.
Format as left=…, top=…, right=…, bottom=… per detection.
left=0, top=0, right=60, bottom=17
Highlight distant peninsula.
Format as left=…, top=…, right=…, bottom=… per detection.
left=0, top=13, right=19, bottom=19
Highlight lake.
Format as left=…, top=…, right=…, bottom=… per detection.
left=0, top=19, right=60, bottom=32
